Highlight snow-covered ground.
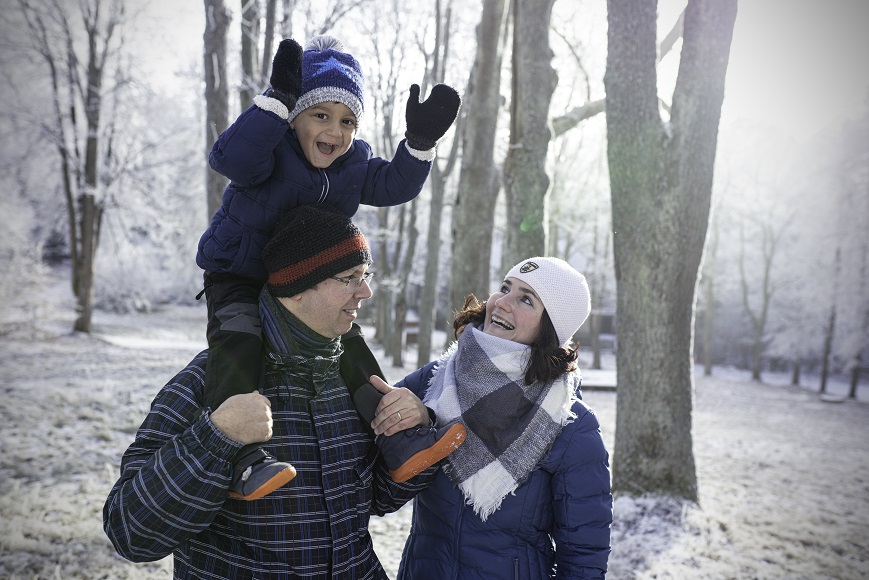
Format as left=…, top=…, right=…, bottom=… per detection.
left=1, top=290, right=867, bottom=578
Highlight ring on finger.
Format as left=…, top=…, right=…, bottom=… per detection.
left=397, top=411, right=402, bottom=422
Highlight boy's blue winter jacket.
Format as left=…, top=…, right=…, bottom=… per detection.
left=395, top=362, right=613, bottom=579
left=197, top=103, right=432, bottom=281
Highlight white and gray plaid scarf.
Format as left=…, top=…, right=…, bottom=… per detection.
left=424, top=325, right=581, bottom=521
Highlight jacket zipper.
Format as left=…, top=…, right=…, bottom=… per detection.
left=318, top=170, right=329, bottom=203
left=514, top=557, right=519, bottom=580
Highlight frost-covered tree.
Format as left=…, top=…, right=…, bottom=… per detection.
left=737, top=204, right=791, bottom=382
left=807, top=110, right=869, bottom=393
left=93, top=83, right=204, bottom=312
left=16, top=0, right=131, bottom=332
left=833, top=108, right=869, bottom=395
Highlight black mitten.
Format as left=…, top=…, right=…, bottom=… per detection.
left=267, top=39, right=304, bottom=110
left=404, top=83, right=461, bottom=151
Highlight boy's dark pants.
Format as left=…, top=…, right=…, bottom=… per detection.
left=202, top=272, right=265, bottom=412
left=339, top=324, right=386, bottom=433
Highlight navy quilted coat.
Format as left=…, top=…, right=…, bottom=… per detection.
left=395, top=362, right=613, bottom=580
left=197, top=103, right=432, bottom=281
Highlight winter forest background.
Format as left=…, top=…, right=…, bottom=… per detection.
left=0, top=0, right=867, bottom=578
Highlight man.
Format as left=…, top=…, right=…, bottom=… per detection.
left=103, top=204, right=446, bottom=578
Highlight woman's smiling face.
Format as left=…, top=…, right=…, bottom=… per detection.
left=482, top=277, right=544, bottom=345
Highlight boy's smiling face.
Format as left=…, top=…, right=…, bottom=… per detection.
left=290, top=101, right=357, bottom=168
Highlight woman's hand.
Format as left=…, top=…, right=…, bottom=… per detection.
left=370, top=375, right=430, bottom=436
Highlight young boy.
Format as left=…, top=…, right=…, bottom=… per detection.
left=196, top=36, right=464, bottom=500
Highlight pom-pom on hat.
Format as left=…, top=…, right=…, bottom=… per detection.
left=288, top=35, right=365, bottom=124
left=504, top=257, right=591, bottom=346
left=263, top=204, right=371, bottom=297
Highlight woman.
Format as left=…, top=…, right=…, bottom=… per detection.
left=374, top=256, right=612, bottom=579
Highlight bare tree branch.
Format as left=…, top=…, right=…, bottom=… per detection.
left=551, top=98, right=604, bottom=137
left=316, top=0, right=370, bottom=35
left=551, top=25, right=591, bottom=102
left=658, top=7, right=686, bottom=64
left=550, top=7, right=686, bottom=136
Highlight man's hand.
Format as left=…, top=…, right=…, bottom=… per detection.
left=370, top=375, right=429, bottom=436
left=210, top=392, right=274, bottom=445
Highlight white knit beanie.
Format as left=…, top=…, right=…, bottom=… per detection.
left=504, top=257, right=591, bottom=346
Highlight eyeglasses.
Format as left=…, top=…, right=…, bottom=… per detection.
left=329, top=271, right=375, bottom=289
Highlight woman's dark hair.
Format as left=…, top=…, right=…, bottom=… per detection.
left=453, top=294, right=578, bottom=385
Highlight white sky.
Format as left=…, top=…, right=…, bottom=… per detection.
left=722, top=0, right=869, bottom=137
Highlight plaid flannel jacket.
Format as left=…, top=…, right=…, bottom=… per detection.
left=103, top=345, right=434, bottom=579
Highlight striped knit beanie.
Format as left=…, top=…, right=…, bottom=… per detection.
left=288, top=35, right=364, bottom=124
left=505, top=257, right=591, bottom=346
left=263, top=204, right=371, bottom=297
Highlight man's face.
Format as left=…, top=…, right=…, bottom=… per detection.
left=290, top=101, right=357, bottom=168
left=279, top=263, right=373, bottom=339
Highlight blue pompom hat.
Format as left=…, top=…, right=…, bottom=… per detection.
left=288, top=35, right=365, bottom=124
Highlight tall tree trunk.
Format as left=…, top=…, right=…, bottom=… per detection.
left=702, top=273, right=714, bottom=376
left=260, top=0, right=278, bottom=86
left=848, top=241, right=869, bottom=399
left=820, top=247, right=842, bottom=394
left=74, top=195, right=102, bottom=333
left=502, top=0, right=557, bottom=266
left=417, top=0, right=460, bottom=366
left=278, top=0, right=294, bottom=38
left=606, top=0, right=737, bottom=501
left=450, top=0, right=508, bottom=313
left=819, top=305, right=835, bottom=394
left=392, top=200, right=420, bottom=367
left=20, top=0, right=122, bottom=333
left=739, top=221, right=781, bottom=383
left=239, top=0, right=261, bottom=111
left=204, top=0, right=232, bottom=220
left=73, top=29, right=108, bottom=333
left=418, top=159, right=447, bottom=366
left=587, top=206, right=611, bottom=371
left=375, top=207, right=397, bottom=356
left=848, top=356, right=861, bottom=399
left=590, top=312, right=602, bottom=369
left=702, top=212, right=718, bottom=376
